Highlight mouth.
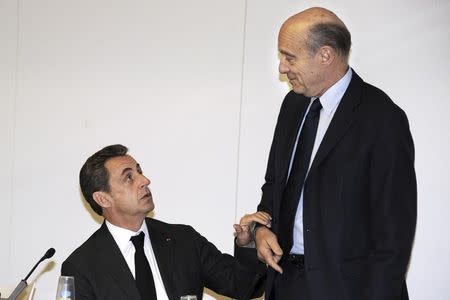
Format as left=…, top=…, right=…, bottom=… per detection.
left=140, top=190, right=152, bottom=200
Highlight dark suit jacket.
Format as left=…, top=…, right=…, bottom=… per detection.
left=62, top=218, right=264, bottom=300
left=258, top=70, right=416, bottom=300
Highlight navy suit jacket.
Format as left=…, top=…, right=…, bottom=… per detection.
left=258, top=70, right=416, bottom=300
left=62, top=218, right=264, bottom=300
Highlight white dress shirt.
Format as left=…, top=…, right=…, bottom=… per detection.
left=106, top=219, right=169, bottom=300
left=290, top=68, right=353, bottom=254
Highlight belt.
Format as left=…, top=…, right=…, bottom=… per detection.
left=287, top=254, right=305, bottom=269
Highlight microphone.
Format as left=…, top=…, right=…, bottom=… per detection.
left=5, top=248, right=55, bottom=300
left=23, top=248, right=55, bottom=282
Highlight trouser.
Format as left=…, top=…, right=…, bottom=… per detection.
left=272, top=254, right=308, bottom=300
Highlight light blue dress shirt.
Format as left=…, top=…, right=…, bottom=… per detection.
left=290, top=67, right=353, bottom=254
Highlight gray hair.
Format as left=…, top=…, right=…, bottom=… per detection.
left=306, top=22, right=351, bottom=60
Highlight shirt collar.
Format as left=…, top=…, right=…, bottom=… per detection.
left=105, top=219, right=149, bottom=253
left=314, top=67, right=352, bottom=116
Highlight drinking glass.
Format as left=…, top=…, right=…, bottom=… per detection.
left=180, top=296, right=197, bottom=300
left=55, top=276, right=75, bottom=300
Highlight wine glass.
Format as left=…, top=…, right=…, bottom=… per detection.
left=180, top=296, right=197, bottom=300
left=55, top=276, right=75, bottom=300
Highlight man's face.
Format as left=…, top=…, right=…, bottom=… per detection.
left=278, top=25, right=324, bottom=97
left=103, top=155, right=154, bottom=219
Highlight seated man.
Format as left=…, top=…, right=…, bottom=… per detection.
left=61, top=144, right=269, bottom=300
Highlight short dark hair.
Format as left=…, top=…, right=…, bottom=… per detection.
left=79, top=144, right=128, bottom=215
left=306, top=22, right=351, bottom=59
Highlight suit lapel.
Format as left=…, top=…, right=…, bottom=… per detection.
left=146, top=218, right=176, bottom=299
left=308, top=71, right=363, bottom=176
left=277, top=92, right=310, bottom=184
left=96, top=222, right=141, bottom=299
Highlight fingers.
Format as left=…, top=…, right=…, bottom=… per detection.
left=234, top=223, right=253, bottom=246
left=268, top=239, right=283, bottom=257
left=255, top=227, right=284, bottom=273
left=262, top=236, right=283, bottom=273
left=239, top=211, right=272, bottom=227
left=234, top=211, right=273, bottom=247
left=263, top=251, right=283, bottom=274
left=233, top=224, right=243, bottom=234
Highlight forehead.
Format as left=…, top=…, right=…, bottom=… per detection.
left=278, top=23, right=308, bottom=52
left=105, top=155, right=138, bottom=176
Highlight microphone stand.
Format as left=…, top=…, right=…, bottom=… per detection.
left=1, top=281, right=27, bottom=300
left=1, top=248, right=55, bottom=300
left=0, top=281, right=27, bottom=300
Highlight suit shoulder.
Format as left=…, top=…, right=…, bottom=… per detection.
left=356, top=80, right=412, bottom=138
left=361, top=81, right=404, bottom=115
left=63, top=226, right=104, bottom=265
left=146, top=218, right=197, bottom=236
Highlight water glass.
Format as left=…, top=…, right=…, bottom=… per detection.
left=55, top=276, right=75, bottom=300
left=180, top=296, right=197, bottom=300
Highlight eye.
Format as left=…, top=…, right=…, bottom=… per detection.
left=286, top=56, right=295, bottom=64
left=126, top=173, right=133, bottom=181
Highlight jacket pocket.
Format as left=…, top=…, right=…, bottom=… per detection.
left=340, top=260, right=369, bottom=300
left=340, top=257, right=369, bottom=278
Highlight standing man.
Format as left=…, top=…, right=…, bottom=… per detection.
left=255, top=7, right=416, bottom=300
left=62, top=144, right=269, bottom=300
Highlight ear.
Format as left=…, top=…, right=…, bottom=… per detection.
left=318, top=46, right=335, bottom=65
left=93, top=191, right=112, bottom=209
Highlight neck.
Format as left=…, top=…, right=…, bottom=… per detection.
left=316, top=64, right=348, bottom=97
left=105, top=214, right=146, bottom=232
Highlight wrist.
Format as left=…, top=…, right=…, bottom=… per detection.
left=252, top=223, right=263, bottom=241
left=235, top=237, right=255, bottom=248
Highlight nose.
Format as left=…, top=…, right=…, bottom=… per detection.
left=139, top=174, right=151, bottom=188
left=279, top=59, right=289, bottom=74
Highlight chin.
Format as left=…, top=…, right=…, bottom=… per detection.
left=290, top=83, right=304, bottom=94
left=146, top=202, right=155, bottom=213
left=292, top=88, right=306, bottom=95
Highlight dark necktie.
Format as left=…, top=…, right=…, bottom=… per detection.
left=130, top=232, right=157, bottom=300
left=279, top=98, right=322, bottom=253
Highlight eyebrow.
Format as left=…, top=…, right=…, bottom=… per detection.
left=120, top=164, right=141, bottom=176
left=279, top=50, right=295, bottom=58
left=121, top=167, right=133, bottom=176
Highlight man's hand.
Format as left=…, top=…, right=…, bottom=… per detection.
left=255, top=226, right=283, bottom=273
left=233, top=212, right=272, bottom=247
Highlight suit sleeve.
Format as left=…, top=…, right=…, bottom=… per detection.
left=257, top=97, right=289, bottom=217
left=61, top=260, right=96, bottom=300
left=367, top=108, right=417, bottom=300
left=187, top=226, right=265, bottom=299
left=257, top=133, right=277, bottom=216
